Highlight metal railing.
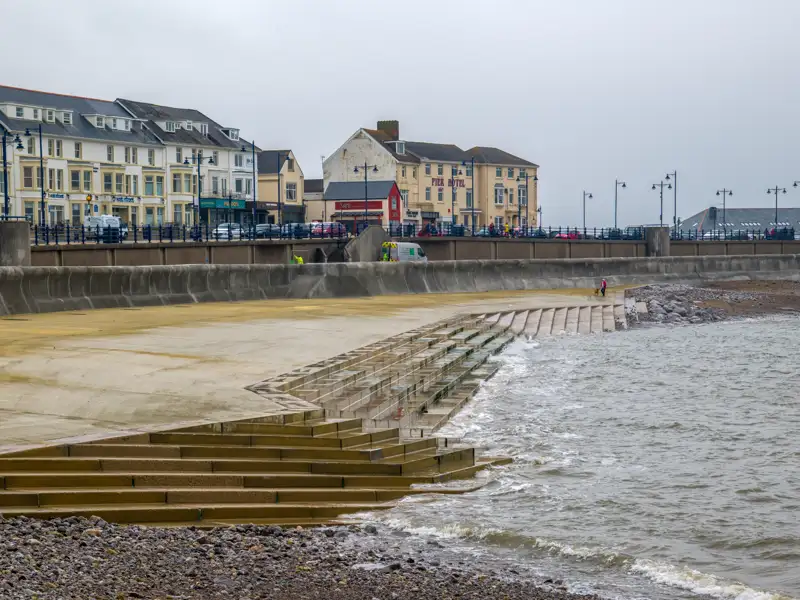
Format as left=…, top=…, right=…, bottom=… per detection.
left=29, top=223, right=351, bottom=246
left=385, top=224, right=647, bottom=240
left=671, top=228, right=797, bottom=241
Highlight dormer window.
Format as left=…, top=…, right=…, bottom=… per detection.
left=111, top=118, right=118, bottom=129
left=62, top=112, right=72, bottom=125
left=45, top=110, right=55, bottom=123
left=199, top=123, right=208, bottom=135
left=15, top=107, right=23, bottom=118
left=123, top=119, right=130, bottom=131
left=96, top=116, right=104, bottom=128
left=395, top=141, right=405, bottom=155
left=32, top=109, right=39, bottom=120
left=185, top=121, right=193, bottom=131
left=223, top=128, right=239, bottom=141
left=165, top=121, right=176, bottom=133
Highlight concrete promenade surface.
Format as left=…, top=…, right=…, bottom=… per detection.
left=0, top=289, right=610, bottom=452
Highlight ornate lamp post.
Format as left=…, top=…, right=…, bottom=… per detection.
left=1, top=129, right=23, bottom=218
left=353, top=162, right=379, bottom=234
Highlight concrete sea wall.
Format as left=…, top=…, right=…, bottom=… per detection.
left=0, top=254, right=798, bottom=316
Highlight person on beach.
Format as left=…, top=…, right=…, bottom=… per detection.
left=600, top=278, right=607, bottom=297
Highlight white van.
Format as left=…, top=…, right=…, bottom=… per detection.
left=382, top=241, right=428, bottom=263
left=85, top=215, right=124, bottom=241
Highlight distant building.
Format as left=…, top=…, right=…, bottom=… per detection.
left=303, top=178, right=325, bottom=221
left=256, top=150, right=304, bottom=224
left=322, top=180, right=402, bottom=232
left=680, top=206, right=800, bottom=233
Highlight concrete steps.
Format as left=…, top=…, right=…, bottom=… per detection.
left=0, top=410, right=508, bottom=525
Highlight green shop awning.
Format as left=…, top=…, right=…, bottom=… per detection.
left=200, top=199, right=246, bottom=209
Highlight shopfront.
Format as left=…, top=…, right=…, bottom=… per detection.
left=200, top=198, right=246, bottom=226
left=47, top=193, right=67, bottom=225
left=111, top=196, right=138, bottom=226
left=143, top=199, right=166, bottom=226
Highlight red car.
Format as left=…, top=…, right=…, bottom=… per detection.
left=311, top=222, right=347, bottom=237
left=554, top=231, right=579, bottom=239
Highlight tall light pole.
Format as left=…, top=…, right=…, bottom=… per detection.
left=767, top=186, right=787, bottom=233
left=665, top=171, right=677, bottom=232
left=353, top=162, right=379, bottom=234
left=614, top=179, right=626, bottom=229
left=582, top=190, right=592, bottom=231
left=241, top=142, right=258, bottom=227
left=537, top=205, right=542, bottom=229
left=461, top=157, right=476, bottom=235
left=516, top=171, right=538, bottom=233
left=184, top=152, right=214, bottom=226
left=24, top=126, right=46, bottom=227
left=716, top=188, right=732, bottom=235
left=651, top=181, right=672, bottom=227
left=1, top=129, right=23, bottom=219
left=450, top=164, right=463, bottom=230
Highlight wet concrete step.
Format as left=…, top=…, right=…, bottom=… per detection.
left=537, top=308, right=555, bottom=336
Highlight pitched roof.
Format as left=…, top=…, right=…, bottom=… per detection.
left=363, top=129, right=420, bottom=164
left=680, top=206, right=800, bottom=230
left=0, top=85, right=161, bottom=146
left=257, top=150, right=290, bottom=175
left=304, top=178, right=323, bottom=193
left=467, top=146, right=538, bottom=168
left=117, top=98, right=242, bottom=149
left=405, top=141, right=471, bottom=163
left=324, top=180, right=397, bottom=201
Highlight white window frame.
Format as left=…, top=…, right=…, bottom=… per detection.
left=32, top=108, right=39, bottom=120
left=176, top=148, right=182, bottom=164
left=401, top=166, right=406, bottom=177
left=437, top=164, right=443, bottom=176
left=494, top=186, right=504, bottom=205
left=63, top=112, right=72, bottom=125
left=132, top=147, right=138, bottom=164
left=107, top=145, right=114, bottom=162
left=125, top=147, right=131, bottom=164
left=437, top=189, right=443, bottom=202
left=165, top=121, right=176, bottom=133
left=400, top=189, right=408, bottom=208
left=466, top=189, right=473, bottom=208
left=519, top=186, right=527, bottom=206
left=507, top=168, right=514, bottom=178
left=96, top=116, right=104, bottom=128
left=425, top=164, right=431, bottom=176
left=111, top=118, right=118, bottom=129
left=285, top=182, right=296, bottom=201
left=199, top=123, right=208, bottom=135
left=234, top=154, right=243, bottom=168
left=235, top=178, right=243, bottom=193
left=185, top=121, right=193, bottom=131
left=509, top=189, right=514, bottom=204
left=46, top=110, right=55, bottom=123
left=15, top=107, right=23, bottom=118
left=148, top=149, right=155, bottom=166
left=74, top=142, right=82, bottom=159
left=496, top=167, right=502, bottom=178
left=55, top=140, right=62, bottom=157
left=425, top=187, right=431, bottom=202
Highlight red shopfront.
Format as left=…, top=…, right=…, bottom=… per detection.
left=332, top=184, right=402, bottom=233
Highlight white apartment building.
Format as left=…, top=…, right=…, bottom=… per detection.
left=0, top=85, right=256, bottom=227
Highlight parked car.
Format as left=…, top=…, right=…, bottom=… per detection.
left=252, top=223, right=281, bottom=239
left=554, top=231, right=579, bottom=240
left=212, top=223, right=244, bottom=241
left=310, top=222, right=347, bottom=237
left=281, top=223, right=312, bottom=239
left=418, top=223, right=440, bottom=237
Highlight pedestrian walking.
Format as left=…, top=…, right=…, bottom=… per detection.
left=600, top=278, right=607, bottom=297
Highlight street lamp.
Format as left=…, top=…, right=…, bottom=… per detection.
left=614, top=179, right=626, bottom=229
left=273, top=151, right=292, bottom=228
left=1, top=129, right=23, bottom=218
left=353, top=162, right=379, bottom=234
left=184, top=152, right=215, bottom=227
left=24, top=126, right=46, bottom=227
left=582, top=191, right=592, bottom=231
left=516, top=171, right=538, bottom=232
left=767, top=186, right=787, bottom=232
left=537, top=205, right=542, bottom=229
left=651, top=181, right=672, bottom=227
left=665, top=171, right=678, bottom=232
left=461, top=158, right=476, bottom=234
left=241, top=142, right=258, bottom=227
left=716, top=188, right=732, bottom=235
left=450, top=164, right=463, bottom=231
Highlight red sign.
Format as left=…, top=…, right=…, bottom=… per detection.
left=388, top=187, right=401, bottom=223
left=335, top=201, right=382, bottom=211
left=431, top=177, right=445, bottom=186
left=448, top=179, right=465, bottom=188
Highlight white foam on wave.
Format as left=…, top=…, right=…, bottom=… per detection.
left=631, top=560, right=796, bottom=600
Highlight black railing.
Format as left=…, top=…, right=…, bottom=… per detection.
left=385, top=224, right=647, bottom=240
left=30, top=223, right=350, bottom=246
left=671, top=228, right=796, bottom=241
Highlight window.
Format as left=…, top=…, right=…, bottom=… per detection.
left=148, top=149, right=155, bottom=166
left=396, top=142, right=405, bottom=154
left=466, top=164, right=473, bottom=177
left=437, top=189, right=443, bottom=202
left=107, top=145, right=114, bottom=162
left=496, top=167, right=502, bottom=177
left=286, top=182, right=296, bottom=200
left=212, top=151, right=218, bottom=166
left=103, top=173, right=112, bottom=193
left=437, top=164, right=443, bottom=176
left=48, top=139, right=54, bottom=156
left=111, top=118, right=117, bottom=129
left=400, top=190, right=409, bottom=208
left=165, top=121, right=176, bottom=133
left=200, top=123, right=208, bottom=135
left=212, top=176, right=219, bottom=194
left=234, top=154, right=243, bottom=168
left=63, top=113, right=72, bottom=125
left=46, top=110, right=55, bottom=123
left=72, top=203, right=81, bottom=225
left=176, top=148, right=182, bottom=163
left=54, top=140, right=62, bottom=157
left=132, top=175, right=138, bottom=195
left=125, top=147, right=131, bottom=163
left=71, top=170, right=80, bottom=192
left=425, top=187, right=431, bottom=202
left=173, top=204, right=182, bottom=225
left=172, top=173, right=182, bottom=193
left=83, top=171, right=91, bottom=192
left=27, top=137, right=35, bottom=154
left=15, top=107, right=23, bottom=118
left=509, top=189, right=514, bottom=204
left=235, top=179, right=243, bottom=193
left=131, top=147, right=138, bottom=164
left=96, top=116, right=104, bottom=128
left=519, top=168, right=526, bottom=178
left=508, top=168, right=514, bottom=178
left=184, top=174, right=191, bottom=193
left=156, top=176, right=163, bottom=196
left=425, top=164, right=431, bottom=176
left=221, top=178, right=227, bottom=195
left=494, top=216, right=504, bottom=229
left=185, top=205, right=192, bottom=225
left=451, top=166, right=458, bottom=177
left=287, top=158, right=295, bottom=172
left=74, top=142, right=82, bottom=159
left=185, top=121, right=193, bottom=131
left=246, top=179, right=252, bottom=195
left=494, top=186, right=504, bottom=205
left=48, top=169, right=55, bottom=190
left=32, top=108, right=39, bottom=120
left=0, top=176, right=4, bottom=195
left=57, top=170, right=63, bottom=191
left=123, top=119, right=130, bottom=131
left=519, top=187, right=527, bottom=206
left=412, top=167, right=417, bottom=179
left=193, top=175, right=198, bottom=195
left=452, top=188, right=457, bottom=204
left=145, top=176, right=154, bottom=196
left=36, top=167, right=42, bottom=188
left=125, top=175, right=132, bottom=195
left=401, top=166, right=406, bottom=178
left=22, top=167, right=33, bottom=188
left=466, top=189, right=473, bottom=208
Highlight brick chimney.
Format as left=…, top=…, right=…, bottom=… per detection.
left=377, top=120, right=399, bottom=141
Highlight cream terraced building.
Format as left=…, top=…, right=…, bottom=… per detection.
left=322, top=120, right=538, bottom=231
left=0, top=85, right=256, bottom=227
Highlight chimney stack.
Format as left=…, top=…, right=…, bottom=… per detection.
left=377, top=120, right=399, bottom=141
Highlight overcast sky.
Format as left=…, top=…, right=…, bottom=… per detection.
left=5, top=0, right=800, bottom=227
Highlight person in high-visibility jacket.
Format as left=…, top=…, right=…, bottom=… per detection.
left=292, top=255, right=304, bottom=265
